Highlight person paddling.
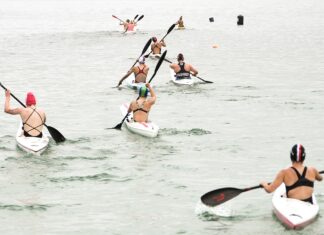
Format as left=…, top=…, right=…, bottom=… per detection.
left=151, top=37, right=166, bottom=55
left=4, top=90, right=46, bottom=138
left=127, top=83, right=156, bottom=122
left=261, top=144, right=323, bottom=204
left=118, top=56, right=149, bottom=87
left=176, top=16, right=185, bottom=28
left=170, top=53, right=198, bottom=80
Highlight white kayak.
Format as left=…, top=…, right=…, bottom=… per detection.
left=120, top=103, right=159, bottom=138
left=149, top=53, right=161, bottom=60
left=272, top=183, right=319, bottom=229
left=170, top=69, right=194, bottom=85
left=16, top=123, right=50, bottom=155
left=120, top=26, right=137, bottom=34
left=125, top=73, right=146, bottom=90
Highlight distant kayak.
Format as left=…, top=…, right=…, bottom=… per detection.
left=272, top=183, right=319, bottom=229
left=16, top=122, right=49, bottom=155
left=176, top=26, right=185, bottom=30
left=120, top=103, right=159, bottom=138
left=148, top=53, right=161, bottom=60
left=170, top=69, right=194, bottom=85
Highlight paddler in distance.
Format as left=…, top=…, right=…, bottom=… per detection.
left=170, top=53, right=198, bottom=80
left=120, top=19, right=130, bottom=30
left=176, top=16, right=185, bottom=29
left=4, top=90, right=46, bottom=138
left=260, top=144, right=322, bottom=204
left=127, top=83, right=156, bottom=122
left=151, top=37, right=166, bottom=55
left=118, top=56, right=149, bottom=87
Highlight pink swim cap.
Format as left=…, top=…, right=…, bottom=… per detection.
left=26, top=92, right=36, bottom=106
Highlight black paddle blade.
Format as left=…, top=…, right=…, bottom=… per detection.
left=141, top=38, right=152, bottom=56
left=137, top=15, right=144, bottom=22
left=201, top=187, right=243, bottom=207
left=45, top=125, right=66, bottom=143
left=134, top=14, right=139, bottom=20
left=148, top=50, right=167, bottom=83
left=113, top=122, right=122, bottom=130
left=167, top=24, right=176, bottom=34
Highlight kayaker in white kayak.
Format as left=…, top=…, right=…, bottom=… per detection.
left=260, top=144, right=323, bottom=204
left=170, top=53, right=198, bottom=80
left=127, top=83, right=156, bottom=122
left=118, top=56, right=149, bottom=87
left=151, top=37, right=166, bottom=55
left=4, top=90, right=46, bottom=138
left=176, top=16, right=185, bottom=28
left=120, top=19, right=130, bottom=31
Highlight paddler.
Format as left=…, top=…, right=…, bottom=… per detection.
left=176, top=16, right=185, bottom=28
left=118, top=56, right=149, bottom=87
left=120, top=19, right=130, bottom=31
left=260, top=144, right=323, bottom=204
left=170, top=53, right=198, bottom=80
left=151, top=37, right=166, bottom=55
left=127, top=83, right=156, bottom=122
left=4, top=90, right=46, bottom=138
left=126, top=20, right=136, bottom=31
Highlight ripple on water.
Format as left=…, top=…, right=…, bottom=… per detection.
left=48, top=172, right=131, bottom=183
left=0, top=203, right=52, bottom=211
left=160, top=128, right=212, bottom=136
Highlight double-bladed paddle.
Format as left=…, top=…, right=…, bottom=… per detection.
left=164, top=58, right=213, bottom=84
left=144, top=24, right=176, bottom=58
left=111, top=50, right=167, bottom=130
left=0, top=82, right=66, bottom=143
left=117, top=38, right=152, bottom=87
left=201, top=170, right=324, bottom=207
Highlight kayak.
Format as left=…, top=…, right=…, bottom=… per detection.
left=120, top=103, right=159, bottom=138
left=272, top=183, right=319, bottom=229
left=125, top=73, right=146, bottom=90
left=170, top=69, right=194, bottom=85
left=149, top=53, right=161, bottom=60
left=119, top=26, right=137, bottom=34
left=16, top=123, right=49, bottom=155
left=176, top=26, right=185, bottom=30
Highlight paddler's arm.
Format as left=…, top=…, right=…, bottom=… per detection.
left=4, top=90, right=22, bottom=115
left=118, top=68, right=134, bottom=87
left=146, top=83, right=156, bottom=105
left=160, top=40, right=166, bottom=47
left=314, top=168, right=323, bottom=181
left=260, top=170, right=284, bottom=193
left=190, top=65, right=198, bottom=76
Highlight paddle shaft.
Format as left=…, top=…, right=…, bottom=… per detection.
left=112, top=15, right=124, bottom=23
left=164, top=58, right=213, bottom=83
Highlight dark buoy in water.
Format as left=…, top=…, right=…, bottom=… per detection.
left=209, top=17, right=214, bottom=23
left=237, top=15, right=244, bottom=25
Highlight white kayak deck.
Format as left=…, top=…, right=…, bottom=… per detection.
left=272, top=183, right=319, bottom=229
left=16, top=123, right=50, bottom=155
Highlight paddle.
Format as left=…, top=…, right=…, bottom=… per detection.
left=123, top=15, right=144, bottom=34
left=144, top=23, right=176, bottom=58
left=111, top=50, right=167, bottom=130
left=164, top=58, right=213, bottom=84
left=117, top=38, right=152, bottom=87
left=134, top=15, right=139, bottom=21
left=0, top=82, right=66, bottom=143
left=112, top=15, right=124, bottom=23
left=201, top=170, right=324, bottom=207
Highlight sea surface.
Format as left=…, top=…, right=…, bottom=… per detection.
left=0, top=0, right=324, bottom=234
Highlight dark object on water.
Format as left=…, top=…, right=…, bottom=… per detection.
left=209, top=17, right=214, bottom=23
left=237, top=15, right=244, bottom=25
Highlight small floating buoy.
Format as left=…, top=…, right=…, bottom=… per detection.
left=209, top=17, right=214, bottom=23
left=237, top=15, right=244, bottom=25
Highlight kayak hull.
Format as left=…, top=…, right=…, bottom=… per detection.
left=272, top=183, right=319, bottom=229
left=16, top=123, right=49, bottom=155
left=120, top=103, right=159, bottom=138
left=125, top=73, right=145, bottom=90
left=170, top=69, right=194, bottom=85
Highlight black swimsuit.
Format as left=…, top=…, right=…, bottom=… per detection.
left=22, top=108, right=45, bottom=138
left=175, top=62, right=191, bottom=80
left=133, top=101, right=149, bottom=114
left=285, top=167, right=314, bottom=204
